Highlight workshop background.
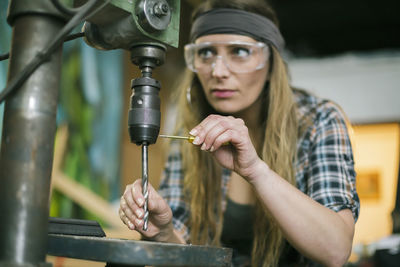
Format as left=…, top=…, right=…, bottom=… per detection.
left=1, top=0, right=400, bottom=266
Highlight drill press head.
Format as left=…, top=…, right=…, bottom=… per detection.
left=78, top=0, right=179, bottom=145
left=80, top=0, right=180, bottom=50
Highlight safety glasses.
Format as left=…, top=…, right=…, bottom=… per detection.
left=184, top=41, right=269, bottom=74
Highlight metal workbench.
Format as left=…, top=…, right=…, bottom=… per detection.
left=48, top=234, right=232, bottom=266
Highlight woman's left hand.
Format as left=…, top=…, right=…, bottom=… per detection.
left=189, top=114, right=264, bottom=180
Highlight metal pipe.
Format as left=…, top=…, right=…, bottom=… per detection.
left=0, top=6, right=64, bottom=266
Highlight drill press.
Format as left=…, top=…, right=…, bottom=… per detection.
left=0, top=1, right=179, bottom=265
left=81, top=0, right=178, bottom=231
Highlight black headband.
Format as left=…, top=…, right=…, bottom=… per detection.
left=190, top=8, right=285, bottom=54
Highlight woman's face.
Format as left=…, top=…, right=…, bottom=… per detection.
left=194, top=34, right=270, bottom=117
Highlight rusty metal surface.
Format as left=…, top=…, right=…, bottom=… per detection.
left=47, top=234, right=232, bottom=266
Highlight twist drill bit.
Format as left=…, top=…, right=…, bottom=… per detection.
left=142, top=143, right=149, bottom=231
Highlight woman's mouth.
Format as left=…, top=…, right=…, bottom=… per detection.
left=211, top=89, right=236, bottom=98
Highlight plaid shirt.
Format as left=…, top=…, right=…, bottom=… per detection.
left=158, top=89, right=360, bottom=264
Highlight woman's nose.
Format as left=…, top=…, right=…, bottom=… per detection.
left=211, top=56, right=230, bottom=77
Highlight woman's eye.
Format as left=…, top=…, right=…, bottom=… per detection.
left=197, top=48, right=215, bottom=59
left=232, top=47, right=251, bottom=58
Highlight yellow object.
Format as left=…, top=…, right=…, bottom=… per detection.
left=159, top=134, right=196, bottom=143
left=159, top=134, right=229, bottom=145
left=351, top=123, right=400, bottom=245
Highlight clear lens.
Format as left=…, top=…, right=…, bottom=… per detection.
left=184, top=41, right=269, bottom=74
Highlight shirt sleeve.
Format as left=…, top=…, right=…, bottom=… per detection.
left=307, top=101, right=360, bottom=222
left=158, top=141, right=191, bottom=242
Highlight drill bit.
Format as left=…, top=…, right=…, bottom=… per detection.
left=141, top=143, right=149, bottom=231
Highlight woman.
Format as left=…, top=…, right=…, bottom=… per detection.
left=119, top=0, right=359, bottom=266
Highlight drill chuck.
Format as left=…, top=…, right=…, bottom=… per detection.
left=128, top=76, right=161, bottom=145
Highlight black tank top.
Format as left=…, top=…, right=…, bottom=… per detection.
left=221, top=198, right=314, bottom=267
left=221, top=198, right=254, bottom=256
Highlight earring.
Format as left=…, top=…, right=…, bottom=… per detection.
left=186, top=86, right=192, bottom=105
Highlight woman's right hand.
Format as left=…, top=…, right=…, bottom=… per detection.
left=119, top=179, right=174, bottom=242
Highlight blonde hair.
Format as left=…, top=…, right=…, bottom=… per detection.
left=172, top=46, right=299, bottom=266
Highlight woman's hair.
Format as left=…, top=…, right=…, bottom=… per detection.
left=173, top=1, right=298, bottom=266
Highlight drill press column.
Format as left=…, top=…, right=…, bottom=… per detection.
left=128, top=44, right=166, bottom=230
left=0, top=1, right=67, bottom=266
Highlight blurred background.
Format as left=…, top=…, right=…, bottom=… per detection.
left=1, top=0, right=399, bottom=266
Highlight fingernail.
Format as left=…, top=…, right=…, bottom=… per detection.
left=136, top=209, right=143, bottom=218
left=193, top=136, right=201, bottom=145
left=189, top=129, right=197, bottom=136
left=209, top=145, right=215, bottom=152
left=201, top=143, right=206, bottom=150
left=138, top=197, right=144, bottom=206
left=135, top=218, right=142, bottom=226
left=128, top=220, right=134, bottom=229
